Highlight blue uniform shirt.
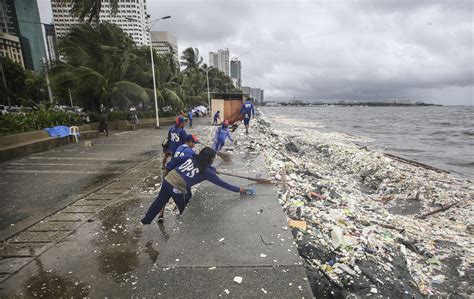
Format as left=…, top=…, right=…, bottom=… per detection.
left=166, top=156, right=240, bottom=193
left=213, top=112, right=220, bottom=120
left=173, top=144, right=195, bottom=159
left=187, top=111, right=193, bottom=119
left=240, top=101, right=255, bottom=118
left=168, top=126, right=187, bottom=153
left=214, top=126, right=234, bottom=143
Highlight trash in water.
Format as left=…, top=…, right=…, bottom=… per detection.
left=233, top=276, right=243, bottom=284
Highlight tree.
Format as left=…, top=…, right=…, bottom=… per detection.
left=51, top=23, right=149, bottom=111
left=63, top=0, right=119, bottom=23
left=0, top=56, right=26, bottom=106
left=180, top=47, right=203, bottom=71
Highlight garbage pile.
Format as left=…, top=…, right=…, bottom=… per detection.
left=248, top=111, right=473, bottom=297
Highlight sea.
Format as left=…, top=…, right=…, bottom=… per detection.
left=262, top=106, right=474, bottom=179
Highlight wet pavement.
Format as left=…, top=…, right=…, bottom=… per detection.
left=0, top=118, right=313, bottom=297
left=0, top=128, right=169, bottom=238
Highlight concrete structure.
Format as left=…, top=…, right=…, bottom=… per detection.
left=51, top=0, right=149, bottom=46
left=150, top=31, right=178, bottom=63
left=230, top=58, right=241, bottom=88
left=43, top=23, right=58, bottom=62
left=209, top=48, right=229, bottom=76
left=0, top=32, right=23, bottom=66
left=211, top=92, right=244, bottom=124
left=12, top=0, right=46, bottom=71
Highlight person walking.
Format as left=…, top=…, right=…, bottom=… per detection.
left=162, top=116, right=187, bottom=169
left=98, top=110, right=108, bottom=137
left=213, top=120, right=235, bottom=151
left=240, top=97, right=255, bottom=134
left=141, top=147, right=251, bottom=224
left=187, top=109, right=194, bottom=127
left=213, top=110, right=221, bottom=125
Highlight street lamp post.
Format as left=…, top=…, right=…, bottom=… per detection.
left=203, top=67, right=213, bottom=116
left=126, top=15, right=171, bottom=128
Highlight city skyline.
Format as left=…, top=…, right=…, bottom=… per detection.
left=37, top=0, right=473, bottom=105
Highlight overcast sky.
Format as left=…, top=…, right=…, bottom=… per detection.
left=38, top=0, right=473, bottom=105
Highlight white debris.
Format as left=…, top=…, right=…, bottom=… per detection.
left=219, top=238, right=225, bottom=242
left=233, top=276, right=243, bottom=284
left=261, top=288, right=268, bottom=294
left=370, top=287, right=378, bottom=294
left=260, top=253, right=267, bottom=258
left=224, top=289, right=230, bottom=294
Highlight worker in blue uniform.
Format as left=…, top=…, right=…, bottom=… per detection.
left=213, top=120, right=235, bottom=151
left=162, top=116, right=187, bottom=169
left=213, top=110, right=221, bottom=125
left=240, top=98, right=255, bottom=134
left=141, top=147, right=251, bottom=224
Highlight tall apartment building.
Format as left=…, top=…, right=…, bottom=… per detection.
left=241, top=86, right=264, bottom=103
left=230, top=58, right=241, bottom=88
left=0, top=32, right=24, bottom=66
left=51, top=0, right=149, bottom=46
left=209, top=48, right=229, bottom=76
left=0, top=0, right=45, bottom=71
left=150, top=31, right=178, bottom=63
left=0, top=0, right=23, bottom=66
left=44, top=23, right=58, bottom=62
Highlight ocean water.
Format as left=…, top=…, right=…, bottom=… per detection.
left=262, top=106, right=474, bottom=178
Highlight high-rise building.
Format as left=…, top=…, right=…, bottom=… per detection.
left=230, top=58, right=241, bottom=88
left=14, top=0, right=47, bottom=71
left=150, top=31, right=178, bottom=63
left=51, top=0, right=149, bottom=46
left=209, top=48, right=229, bottom=76
left=241, top=86, right=264, bottom=103
left=0, top=32, right=24, bottom=66
left=44, top=24, right=58, bottom=62
left=0, top=0, right=17, bottom=34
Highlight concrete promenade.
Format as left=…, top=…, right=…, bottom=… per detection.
left=0, top=118, right=313, bottom=297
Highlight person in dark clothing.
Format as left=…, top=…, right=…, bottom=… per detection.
left=99, top=111, right=108, bottom=137
left=141, top=147, right=250, bottom=224
left=240, top=98, right=256, bottom=134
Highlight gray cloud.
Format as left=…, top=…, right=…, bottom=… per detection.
left=39, top=0, right=473, bottom=104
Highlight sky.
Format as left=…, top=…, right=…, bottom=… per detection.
left=37, top=0, right=473, bottom=105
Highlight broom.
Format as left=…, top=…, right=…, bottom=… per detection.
left=216, top=151, right=232, bottom=162
left=217, top=171, right=274, bottom=184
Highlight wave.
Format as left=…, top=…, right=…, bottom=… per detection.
left=446, top=161, right=474, bottom=168
left=462, top=131, right=474, bottom=137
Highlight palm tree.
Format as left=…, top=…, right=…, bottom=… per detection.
left=64, top=0, right=119, bottom=23
left=51, top=23, right=149, bottom=111
left=180, top=47, right=203, bottom=71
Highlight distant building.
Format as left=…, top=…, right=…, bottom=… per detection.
left=241, top=86, right=264, bottom=104
left=209, top=48, right=229, bottom=76
left=13, top=0, right=47, bottom=71
left=241, top=86, right=251, bottom=97
left=0, top=32, right=24, bottom=66
left=51, top=0, right=149, bottom=46
left=43, top=23, right=58, bottom=62
left=230, top=58, right=241, bottom=88
left=0, top=0, right=46, bottom=71
left=150, top=31, right=178, bottom=63
left=0, top=0, right=17, bottom=35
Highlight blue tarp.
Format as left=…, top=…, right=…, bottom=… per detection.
left=43, top=126, right=80, bottom=138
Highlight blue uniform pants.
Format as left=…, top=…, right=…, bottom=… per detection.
left=189, top=118, right=193, bottom=127
left=213, top=139, right=225, bottom=151
left=141, top=180, right=192, bottom=224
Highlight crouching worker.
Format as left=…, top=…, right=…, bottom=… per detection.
left=213, top=120, right=235, bottom=151
left=141, top=147, right=250, bottom=224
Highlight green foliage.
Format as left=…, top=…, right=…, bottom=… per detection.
left=0, top=111, right=82, bottom=135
